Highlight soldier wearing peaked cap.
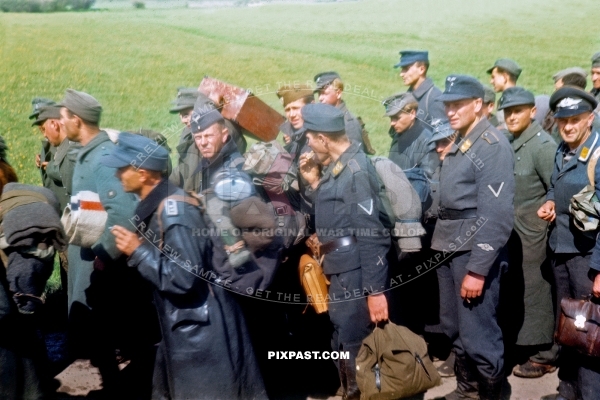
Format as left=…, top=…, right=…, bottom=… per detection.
left=299, top=103, right=390, bottom=400
left=495, top=87, right=559, bottom=379
left=314, top=71, right=376, bottom=154
left=394, top=50, right=446, bottom=124
left=277, top=84, right=315, bottom=160
left=537, top=86, right=600, bottom=400
left=58, top=89, right=159, bottom=397
left=431, top=75, right=515, bottom=400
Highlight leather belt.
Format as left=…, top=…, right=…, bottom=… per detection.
left=437, top=207, right=477, bottom=220
left=320, top=235, right=357, bottom=255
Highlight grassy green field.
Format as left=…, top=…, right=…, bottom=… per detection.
left=1, top=0, right=599, bottom=187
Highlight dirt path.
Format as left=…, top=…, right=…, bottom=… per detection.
left=54, top=359, right=559, bottom=399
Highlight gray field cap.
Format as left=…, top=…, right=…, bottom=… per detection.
left=382, top=92, right=416, bottom=117
left=32, top=105, right=62, bottom=126
left=592, top=52, right=600, bottom=68
left=486, top=58, right=522, bottom=78
left=497, top=87, right=535, bottom=110
left=58, top=89, right=102, bottom=124
left=553, top=67, right=587, bottom=82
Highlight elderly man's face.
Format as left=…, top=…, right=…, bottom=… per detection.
left=556, top=112, right=595, bottom=149
left=592, top=67, right=600, bottom=90
left=39, top=119, right=63, bottom=147
left=444, top=98, right=482, bottom=134
left=193, top=123, right=229, bottom=161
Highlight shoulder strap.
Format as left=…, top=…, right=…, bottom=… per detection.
left=423, top=86, right=432, bottom=118
left=155, top=195, right=201, bottom=250
left=587, top=147, right=600, bottom=186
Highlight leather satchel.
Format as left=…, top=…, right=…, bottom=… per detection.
left=298, top=254, right=329, bottom=314
left=556, top=297, right=600, bottom=358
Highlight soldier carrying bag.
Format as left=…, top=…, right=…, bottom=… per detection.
left=570, top=147, right=600, bottom=233
left=556, top=296, right=600, bottom=358
left=298, top=233, right=329, bottom=314
left=356, top=321, right=441, bottom=399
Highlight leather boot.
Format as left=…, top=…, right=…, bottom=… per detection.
left=338, top=356, right=348, bottom=398
left=343, top=342, right=363, bottom=400
left=477, top=376, right=503, bottom=400
left=440, top=355, right=479, bottom=399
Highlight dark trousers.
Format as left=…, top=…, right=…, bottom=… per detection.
left=328, top=268, right=373, bottom=397
left=552, top=254, right=600, bottom=400
left=437, top=250, right=505, bottom=380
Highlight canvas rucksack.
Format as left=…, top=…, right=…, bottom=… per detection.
left=356, top=322, right=441, bottom=399
left=243, top=140, right=306, bottom=249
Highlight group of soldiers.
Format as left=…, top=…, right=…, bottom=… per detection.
left=1, top=48, right=600, bottom=400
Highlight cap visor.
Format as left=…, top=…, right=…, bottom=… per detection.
left=497, top=101, right=534, bottom=111
left=486, top=66, right=495, bottom=74
left=554, top=108, right=592, bottom=119
left=99, top=154, right=132, bottom=169
left=31, top=118, right=45, bottom=127
left=169, top=105, right=194, bottom=114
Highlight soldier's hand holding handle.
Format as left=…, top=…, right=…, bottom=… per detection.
left=367, top=293, right=388, bottom=323
left=111, top=225, right=142, bottom=256
left=461, top=271, right=485, bottom=302
left=299, top=152, right=321, bottom=190
left=283, top=134, right=292, bottom=145
left=537, top=200, right=556, bottom=222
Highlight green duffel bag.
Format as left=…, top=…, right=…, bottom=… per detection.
left=356, top=321, right=441, bottom=399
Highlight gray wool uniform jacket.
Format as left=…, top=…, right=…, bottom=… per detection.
left=431, top=118, right=515, bottom=277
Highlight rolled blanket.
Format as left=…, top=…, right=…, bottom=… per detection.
left=61, top=191, right=107, bottom=248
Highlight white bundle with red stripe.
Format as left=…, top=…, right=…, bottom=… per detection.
left=61, top=191, right=107, bottom=248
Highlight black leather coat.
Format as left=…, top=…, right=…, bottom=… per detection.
left=127, top=180, right=266, bottom=400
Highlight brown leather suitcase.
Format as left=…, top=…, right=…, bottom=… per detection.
left=198, top=76, right=284, bottom=142
left=299, top=254, right=329, bottom=314
left=556, top=297, right=600, bottom=358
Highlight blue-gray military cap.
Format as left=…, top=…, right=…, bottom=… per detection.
left=29, top=97, right=56, bottom=120
left=169, top=87, right=202, bottom=114
left=314, top=71, right=341, bottom=91
left=486, top=58, right=522, bottom=78
left=497, top=87, right=535, bottom=110
left=300, top=103, right=345, bottom=134
left=382, top=92, right=416, bottom=117
left=190, top=100, right=224, bottom=134
left=100, top=132, right=169, bottom=172
left=592, top=52, right=600, bottom=68
left=394, top=50, right=428, bottom=68
left=436, top=75, right=484, bottom=102
left=429, top=120, right=455, bottom=143
left=550, top=86, right=598, bottom=118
